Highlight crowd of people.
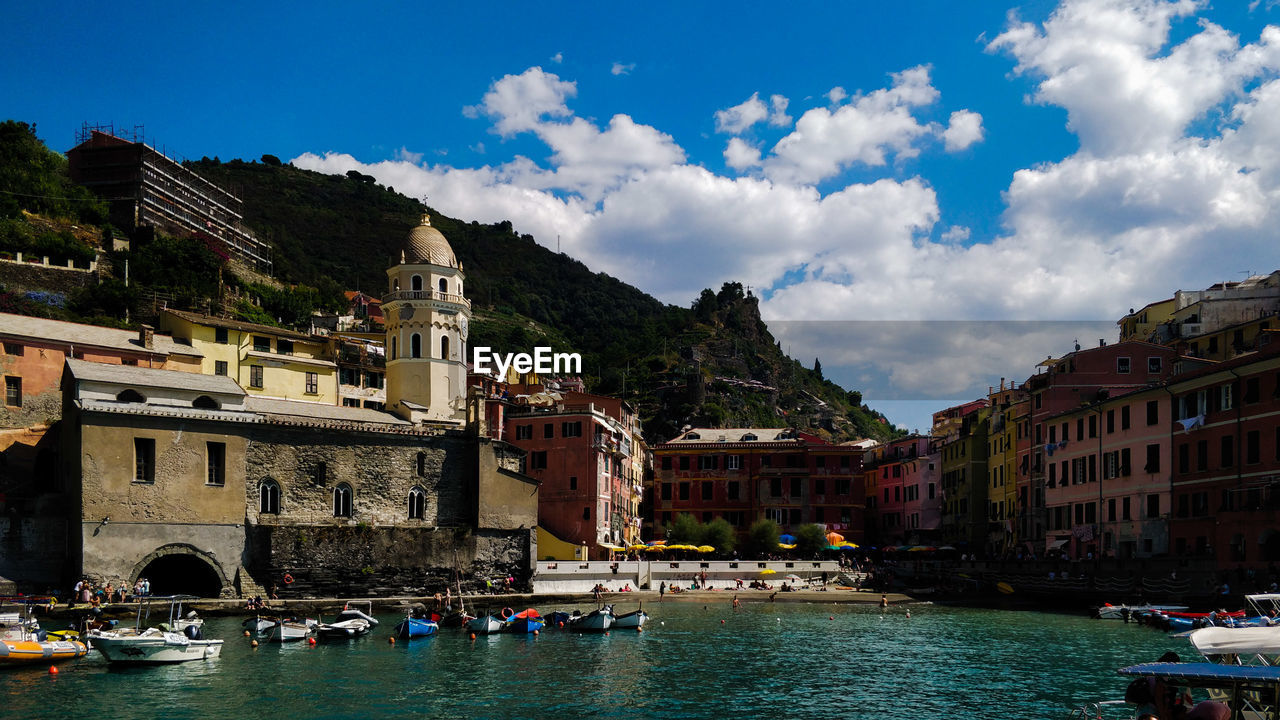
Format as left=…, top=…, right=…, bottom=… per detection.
left=64, top=577, right=150, bottom=607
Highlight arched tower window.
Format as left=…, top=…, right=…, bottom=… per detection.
left=411, top=333, right=422, bottom=359
left=408, top=486, right=426, bottom=520
left=260, top=479, right=280, bottom=514
left=390, top=337, right=397, bottom=360
left=441, top=336, right=450, bottom=360
left=438, top=278, right=447, bottom=295
left=333, top=483, right=353, bottom=518
left=393, top=278, right=400, bottom=292
left=411, top=275, right=423, bottom=292
left=116, top=389, right=145, bottom=403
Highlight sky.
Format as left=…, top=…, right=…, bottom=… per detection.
left=5, top=0, right=1280, bottom=434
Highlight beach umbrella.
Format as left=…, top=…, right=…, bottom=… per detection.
left=760, top=569, right=777, bottom=575
left=777, top=543, right=796, bottom=550
left=644, top=545, right=665, bottom=551
left=826, top=532, right=845, bottom=545
left=779, top=534, right=796, bottom=544
left=838, top=543, right=859, bottom=550
left=825, top=545, right=841, bottom=551
left=696, top=545, right=715, bottom=553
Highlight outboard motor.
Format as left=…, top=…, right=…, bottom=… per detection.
left=183, top=623, right=203, bottom=640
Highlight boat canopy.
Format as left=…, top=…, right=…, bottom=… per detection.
left=1191, top=627, right=1280, bottom=657
left=1119, top=662, right=1280, bottom=683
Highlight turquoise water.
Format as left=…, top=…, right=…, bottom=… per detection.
left=2, top=603, right=1186, bottom=719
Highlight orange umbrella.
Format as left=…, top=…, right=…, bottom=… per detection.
left=826, top=531, right=845, bottom=545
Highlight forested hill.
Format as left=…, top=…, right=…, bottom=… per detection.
left=188, top=158, right=900, bottom=443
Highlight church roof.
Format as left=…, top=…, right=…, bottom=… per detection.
left=402, top=213, right=458, bottom=268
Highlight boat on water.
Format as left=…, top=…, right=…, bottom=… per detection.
left=269, top=617, right=318, bottom=642
left=1095, top=602, right=1190, bottom=620
left=1190, top=626, right=1280, bottom=665
left=503, top=609, right=544, bottom=634
left=88, top=595, right=222, bottom=665
left=545, top=611, right=571, bottom=629
left=612, top=606, right=648, bottom=631
left=0, top=608, right=89, bottom=665
left=396, top=612, right=438, bottom=639
left=566, top=605, right=614, bottom=633
left=243, top=615, right=279, bottom=635
left=317, top=602, right=378, bottom=640
left=466, top=613, right=506, bottom=635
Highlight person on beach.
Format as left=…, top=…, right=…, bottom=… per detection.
left=659, top=582, right=666, bottom=601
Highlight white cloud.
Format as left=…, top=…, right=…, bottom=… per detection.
left=724, top=137, right=762, bottom=170
left=940, top=225, right=970, bottom=243
left=611, top=62, right=635, bottom=76
left=468, top=67, right=576, bottom=136
left=827, top=87, right=848, bottom=105
left=551, top=52, right=563, bottom=64
left=714, top=93, right=770, bottom=134
left=768, top=94, right=792, bottom=127
left=942, top=109, right=984, bottom=151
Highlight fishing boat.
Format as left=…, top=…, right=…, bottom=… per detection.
left=545, top=611, right=571, bottom=629
left=243, top=615, right=279, bottom=635
left=269, top=617, right=318, bottom=642
left=88, top=595, right=223, bottom=664
left=1115, top=662, right=1279, bottom=720
left=566, top=605, right=614, bottom=633
left=1095, top=602, right=1189, bottom=620
left=612, top=606, right=648, bottom=630
left=466, top=613, right=506, bottom=635
left=503, top=608, right=544, bottom=634
left=317, top=602, right=378, bottom=640
left=0, top=609, right=89, bottom=665
left=395, top=612, right=438, bottom=639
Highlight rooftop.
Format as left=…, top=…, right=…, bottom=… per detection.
left=0, top=312, right=201, bottom=358
left=163, top=308, right=318, bottom=342
left=66, top=358, right=241, bottom=395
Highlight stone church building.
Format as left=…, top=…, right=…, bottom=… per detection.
left=58, top=216, right=538, bottom=598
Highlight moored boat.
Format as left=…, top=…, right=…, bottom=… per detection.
left=87, top=595, right=222, bottom=665
left=466, top=614, right=506, bottom=635
left=0, top=609, right=89, bottom=665
left=1095, top=602, right=1189, bottom=620
left=396, top=613, right=438, bottom=639
left=612, top=607, right=648, bottom=630
left=317, top=601, right=377, bottom=639
left=269, top=617, right=317, bottom=642
left=567, top=605, right=614, bottom=633
left=503, top=608, right=544, bottom=634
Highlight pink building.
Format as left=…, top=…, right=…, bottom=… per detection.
left=864, top=435, right=941, bottom=546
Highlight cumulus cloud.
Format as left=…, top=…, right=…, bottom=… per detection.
left=940, top=225, right=970, bottom=243
left=768, top=94, right=792, bottom=127
left=551, top=52, right=563, bottom=64
left=467, top=67, right=576, bottom=136
left=724, top=137, right=762, bottom=170
left=714, top=93, right=770, bottom=134
left=942, top=109, right=984, bottom=151
left=611, top=62, right=635, bottom=76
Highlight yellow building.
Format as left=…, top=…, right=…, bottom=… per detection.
left=986, top=382, right=1028, bottom=556
left=1118, top=298, right=1176, bottom=342
left=158, top=309, right=338, bottom=405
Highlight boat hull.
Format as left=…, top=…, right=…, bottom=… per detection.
left=91, top=633, right=223, bottom=664
left=269, top=621, right=314, bottom=642
left=317, top=619, right=371, bottom=639
left=613, top=610, right=648, bottom=630
left=568, top=610, right=614, bottom=632
left=505, top=617, right=546, bottom=634
left=396, top=617, right=438, bottom=638
left=0, top=638, right=89, bottom=664
left=466, top=616, right=505, bottom=635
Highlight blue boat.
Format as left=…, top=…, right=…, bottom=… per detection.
left=395, top=614, right=438, bottom=639
left=504, top=609, right=545, bottom=634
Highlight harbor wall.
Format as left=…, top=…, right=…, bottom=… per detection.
left=532, top=559, right=841, bottom=594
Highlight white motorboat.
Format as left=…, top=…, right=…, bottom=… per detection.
left=1095, top=603, right=1188, bottom=620
left=88, top=595, right=222, bottom=664
left=317, top=602, right=378, bottom=639
left=465, top=614, right=506, bottom=635
left=269, top=617, right=318, bottom=642
left=567, top=605, right=614, bottom=633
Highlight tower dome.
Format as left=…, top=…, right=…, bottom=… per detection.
left=402, top=213, right=458, bottom=268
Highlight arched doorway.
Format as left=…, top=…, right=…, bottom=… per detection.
left=132, top=545, right=227, bottom=598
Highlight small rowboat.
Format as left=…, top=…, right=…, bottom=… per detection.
left=567, top=605, right=614, bottom=633
left=466, top=614, right=506, bottom=635
left=612, top=608, right=648, bottom=630
left=504, top=609, right=544, bottom=634
left=396, top=614, right=438, bottom=639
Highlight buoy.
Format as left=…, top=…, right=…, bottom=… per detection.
left=388, top=637, right=395, bottom=645
left=604, top=632, right=609, bottom=636
left=636, top=626, right=643, bottom=633
left=720, top=619, right=725, bottom=624
left=308, top=637, right=316, bottom=646
left=49, top=666, right=58, bottom=675
left=533, top=630, right=539, bottom=636
left=251, top=640, right=259, bottom=648
left=244, top=630, right=251, bottom=637
left=829, top=616, right=834, bottom=620
left=558, top=621, right=564, bottom=628
left=659, top=621, right=664, bottom=626
left=469, top=633, right=476, bottom=640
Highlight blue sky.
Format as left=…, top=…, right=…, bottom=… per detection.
left=5, top=1, right=1280, bottom=434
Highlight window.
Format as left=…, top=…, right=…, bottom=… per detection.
left=1221, top=435, right=1234, bottom=468
left=1117, top=357, right=1131, bottom=374
left=134, top=438, right=155, bottom=483
left=1221, top=384, right=1234, bottom=411
left=1246, top=430, right=1260, bottom=465
left=1178, top=444, right=1189, bottom=474
left=438, top=278, right=447, bottom=294
left=1245, top=378, right=1260, bottom=404
left=530, top=451, right=547, bottom=470
left=305, top=372, right=318, bottom=394
left=1146, top=494, right=1160, bottom=519
left=259, top=480, right=280, bottom=514
left=277, top=340, right=294, bottom=355
left=727, top=454, right=741, bottom=470
left=699, top=455, right=716, bottom=470
left=1122, top=496, right=1131, bottom=520
left=1106, top=410, right=1115, bottom=434
left=1148, top=357, right=1162, bottom=374
left=1108, top=498, right=1116, bottom=522
left=440, top=336, right=450, bottom=360
left=1196, top=440, right=1208, bottom=471
left=1147, top=400, right=1159, bottom=426
left=814, top=478, right=826, bottom=495
left=1121, top=405, right=1130, bottom=430
left=661, top=457, right=672, bottom=471
left=679, top=457, right=690, bottom=471
left=4, top=376, right=21, bottom=407
left=214, top=327, right=228, bottom=344
left=544, top=423, right=554, bottom=439
left=214, top=360, right=228, bottom=376
left=569, top=476, right=577, bottom=490
left=790, top=478, right=802, bottom=497
left=391, top=337, right=397, bottom=360
left=727, top=481, right=740, bottom=500
left=249, top=365, right=264, bottom=389
left=206, top=442, right=226, bottom=486
left=770, top=478, right=782, bottom=497
left=562, top=421, right=582, bottom=438
left=3, top=342, right=23, bottom=355
left=661, top=483, right=671, bottom=500
left=408, top=487, right=426, bottom=520
left=313, top=461, right=327, bottom=485
left=702, top=481, right=712, bottom=500
left=411, top=275, right=423, bottom=292
left=253, top=336, right=270, bottom=353
left=679, top=482, right=690, bottom=501
left=1089, top=415, right=1097, bottom=438
left=416, top=452, right=427, bottom=477
left=515, top=424, right=532, bottom=440
left=334, top=484, right=353, bottom=517
left=411, top=333, right=421, bottom=359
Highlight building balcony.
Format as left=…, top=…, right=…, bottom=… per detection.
left=382, top=290, right=471, bottom=309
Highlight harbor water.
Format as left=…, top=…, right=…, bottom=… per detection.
left=2, top=602, right=1186, bottom=719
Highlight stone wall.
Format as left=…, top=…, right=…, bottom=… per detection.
left=0, top=257, right=99, bottom=298
left=0, top=515, right=67, bottom=591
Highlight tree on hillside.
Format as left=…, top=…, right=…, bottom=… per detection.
left=0, top=120, right=107, bottom=223
left=813, top=358, right=823, bottom=380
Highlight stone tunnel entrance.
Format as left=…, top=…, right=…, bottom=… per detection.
left=133, top=546, right=227, bottom=598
